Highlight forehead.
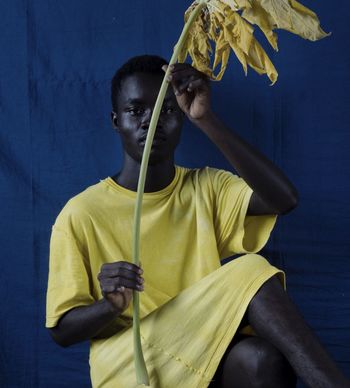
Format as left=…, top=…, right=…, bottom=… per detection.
left=118, top=72, right=176, bottom=106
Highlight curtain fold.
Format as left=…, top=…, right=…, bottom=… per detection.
left=0, top=1, right=349, bottom=386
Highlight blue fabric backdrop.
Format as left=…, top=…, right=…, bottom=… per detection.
left=1, top=1, right=349, bottom=387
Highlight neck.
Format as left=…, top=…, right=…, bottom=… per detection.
left=113, top=154, right=176, bottom=192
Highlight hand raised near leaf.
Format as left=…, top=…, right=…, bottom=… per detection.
left=162, top=63, right=212, bottom=122
left=98, top=261, right=144, bottom=313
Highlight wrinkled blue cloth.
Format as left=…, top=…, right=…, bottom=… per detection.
left=0, top=1, right=349, bottom=387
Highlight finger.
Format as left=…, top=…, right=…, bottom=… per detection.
left=101, top=278, right=144, bottom=293
left=116, top=287, right=134, bottom=298
left=175, top=76, right=206, bottom=95
left=101, top=261, right=143, bottom=275
left=168, top=70, right=207, bottom=94
left=116, top=286, right=125, bottom=292
left=170, top=70, right=210, bottom=90
left=100, top=275, right=144, bottom=288
left=177, top=78, right=197, bottom=94
left=99, top=267, right=144, bottom=284
left=114, top=277, right=144, bottom=290
left=168, top=75, right=196, bottom=96
left=167, top=69, right=198, bottom=84
left=186, top=78, right=208, bottom=92
left=163, top=63, right=192, bottom=85
left=168, top=63, right=193, bottom=73
left=101, top=279, right=123, bottom=295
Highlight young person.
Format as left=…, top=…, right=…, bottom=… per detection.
left=46, top=55, right=349, bottom=388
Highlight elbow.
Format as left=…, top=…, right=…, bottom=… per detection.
left=279, top=190, right=299, bottom=215
left=48, top=328, right=73, bottom=348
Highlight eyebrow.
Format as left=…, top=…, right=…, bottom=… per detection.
left=126, top=97, right=173, bottom=104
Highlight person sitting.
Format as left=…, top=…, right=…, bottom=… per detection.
left=46, top=54, right=349, bottom=388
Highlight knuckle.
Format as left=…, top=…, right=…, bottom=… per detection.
left=128, top=264, right=135, bottom=271
left=100, top=279, right=108, bottom=289
left=100, top=263, right=108, bottom=271
left=101, top=285, right=110, bottom=294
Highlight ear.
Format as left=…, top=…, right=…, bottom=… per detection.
left=111, top=111, right=118, bottom=130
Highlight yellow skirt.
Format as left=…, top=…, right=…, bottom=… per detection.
left=90, top=254, right=285, bottom=388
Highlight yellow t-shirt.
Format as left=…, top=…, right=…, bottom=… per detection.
left=45, top=165, right=277, bottom=330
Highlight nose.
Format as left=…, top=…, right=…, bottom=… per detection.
left=140, top=108, right=152, bottom=128
left=140, top=108, right=163, bottom=130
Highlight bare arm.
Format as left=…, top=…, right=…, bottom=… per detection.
left=164, top=63, right=298, bottom=215
left=48, top=261, right=144, bottom=347
left=191, top=112, right=298, bottom=215
left=49, top=299, right=121, bottom=347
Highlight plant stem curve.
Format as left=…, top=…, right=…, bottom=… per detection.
left=131, top=1, right=208, bottom=386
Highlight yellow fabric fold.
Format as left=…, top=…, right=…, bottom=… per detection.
left=89, top=254, right=285, bottom=387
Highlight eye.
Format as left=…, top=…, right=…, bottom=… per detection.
left=128, top=108, right=145, bottom=116
left=161, top=107, right=175, bottom=114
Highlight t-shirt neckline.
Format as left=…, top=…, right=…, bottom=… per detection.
left=103, top=165, right=181, bottom=199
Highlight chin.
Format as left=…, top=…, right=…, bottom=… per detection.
left=134, top=147, right=173, bottom=166
left=147, top=153, right=170, bottom=166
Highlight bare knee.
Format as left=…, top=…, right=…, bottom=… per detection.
left=221, top=336, right=297, bottom=388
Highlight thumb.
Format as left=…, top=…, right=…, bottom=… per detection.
left=161, top=64, right=168, bottom=73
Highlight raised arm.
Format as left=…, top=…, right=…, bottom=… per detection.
left=191, top=112, right=298, bottom=216
left=162, top=63, right=298, bottom=216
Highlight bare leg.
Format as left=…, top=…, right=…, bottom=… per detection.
left=246, top=275, right=349, bottom=388
left=209, top=334, right=297, bottom=388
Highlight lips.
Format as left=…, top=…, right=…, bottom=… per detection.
left=138, top=131, right=167, bottom=144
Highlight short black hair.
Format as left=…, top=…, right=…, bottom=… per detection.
left=111, top=54, right=168, bottom=112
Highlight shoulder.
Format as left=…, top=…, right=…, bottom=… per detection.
left=176, top=164, right=229, bottom=180
left=175, top=166, right=244, bottom=201
left=53, top=180, right=107, bottom=231
left=177, top=165, right=241, bottom=187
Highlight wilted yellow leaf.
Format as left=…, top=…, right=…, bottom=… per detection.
left=287, top=0, right=330, bottom=41
left=221, top=0, right=251, bottom=11
left=179, top=0, right=329, bottom=84
left=241, top=2, right=279, bottom=50
left=242, top=0, right=330, bottom=49
left=246, top=38, right=278, bottom=84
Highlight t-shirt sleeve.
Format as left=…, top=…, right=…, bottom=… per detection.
left=210, top=168, right=278, bottom=258
left=45, top=211, right=94, bottom=328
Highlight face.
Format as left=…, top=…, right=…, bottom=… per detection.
left=112, top=72, right=185, bottom=165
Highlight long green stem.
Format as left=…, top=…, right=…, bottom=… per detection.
left=131, top=1, right=208, bottom=386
